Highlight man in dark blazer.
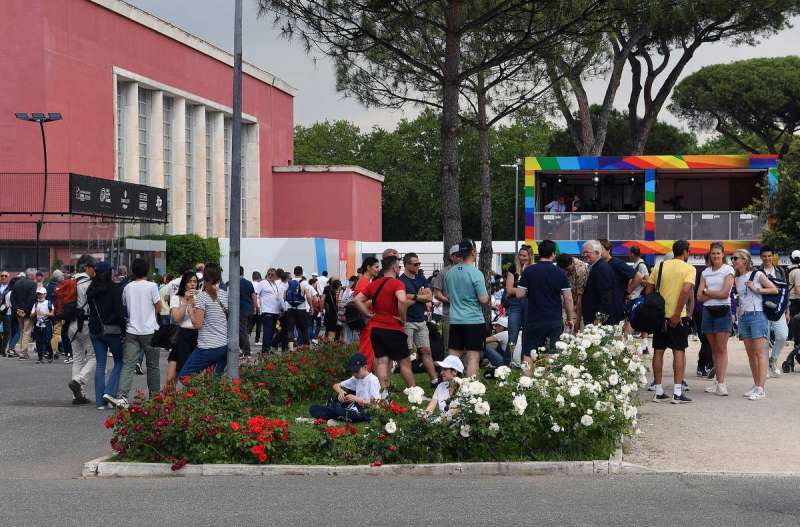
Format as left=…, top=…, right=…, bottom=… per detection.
left=580, top=240, right=615, bottom=325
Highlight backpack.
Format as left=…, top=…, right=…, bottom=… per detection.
left=626, top=262, right=666, bottom=333
left=54, top=277, right=88, bottom=323
left=285, top=279, right=305, bottom=308
left=750, top=270, right=789, bottom=322
left=345, top=278, right=390, bottom=331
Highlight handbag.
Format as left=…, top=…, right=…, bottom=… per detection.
left=705, top=305, right=730, bottom=319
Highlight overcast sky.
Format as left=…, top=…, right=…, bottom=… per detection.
left=127, top=0, right=799, bottom=132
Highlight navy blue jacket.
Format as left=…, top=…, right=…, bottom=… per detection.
left=582, top=259, right=615, bottom=325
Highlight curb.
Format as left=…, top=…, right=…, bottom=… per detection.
left=82, top=450, right=653, bottom=478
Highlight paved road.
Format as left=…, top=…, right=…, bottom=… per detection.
left=3, top=347, right=800, bottom=526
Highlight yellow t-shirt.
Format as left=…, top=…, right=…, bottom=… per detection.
left=647, top=258, right=696, bottom=318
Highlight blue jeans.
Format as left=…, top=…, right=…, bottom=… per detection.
left=179, top=345, right=228, bottom=378
left=506, top=298, right=527, bottom=351
left=482, top=344, right=505, bottom=368
left=91, top=334, right=123, bottom=404
left=260, top=313, right=278, bottom=353
left=768, top=316, right=788, bottom=361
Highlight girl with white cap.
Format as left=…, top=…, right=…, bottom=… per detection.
left=31, top=287, right=54, bottom=363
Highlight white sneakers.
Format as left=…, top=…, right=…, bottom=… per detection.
left=704, top=381, right=728, bottom=396
left=748, top=387, right=766, bottom=401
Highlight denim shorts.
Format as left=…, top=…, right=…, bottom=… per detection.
left=738, top=311, right=769, bottom=340
left=701, top=306, right=732, bottom=334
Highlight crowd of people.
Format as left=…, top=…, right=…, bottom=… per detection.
left=2, top=237, right=799, bottom=411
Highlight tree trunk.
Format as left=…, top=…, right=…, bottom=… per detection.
left=476, top=74, right=494, bottom=325
left=440, top=0, right=463, bottom=263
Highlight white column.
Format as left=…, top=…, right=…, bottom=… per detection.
left=212, top=112, right=226, bottom=237
left=121, top=82, right=139, bottom=183
left=192, top=105, right=207, bottom=236
left=171, top=98, right=187, bottom=235
left=245, top=124, right=261, bottom=236
left=149, top=91, right=164, bottom=189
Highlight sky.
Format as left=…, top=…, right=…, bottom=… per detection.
left=126, top=0, right=799, bottom=133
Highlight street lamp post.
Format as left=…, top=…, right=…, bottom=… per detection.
left=501, top=158, right=522, bottom=254
left=14, top=112, right=62, bottom=271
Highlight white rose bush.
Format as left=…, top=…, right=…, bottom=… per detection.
left=359, top=324, right=646, bottom=464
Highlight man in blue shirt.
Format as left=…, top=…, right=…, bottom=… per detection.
left=581, top=240, right=616, bottom=325
left=399, top=253, right=437, bottom=386
left=512, top=240, right=576, bottom=372
left=445, top=240, right=490, bottom=377
left=238, top=266, right=257, bottom=357
left=600, top=239, right=643, bottom=325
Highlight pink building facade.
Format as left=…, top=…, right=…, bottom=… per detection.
left=0, top=0, right=382, bottom=268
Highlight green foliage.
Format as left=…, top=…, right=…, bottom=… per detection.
left=548, top=106, right=697, bottom=155
left=670, top=56, right=800, bottom=155
left=142, top=234, right=220, bottom=276
left=293, top=110, right=554, bottom=241
left=762, top=140, right=800, bottom=251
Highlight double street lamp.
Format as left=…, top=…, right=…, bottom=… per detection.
left=500, top=158, right=522, bottom=254
left=14, top=112, right=62, bottom=270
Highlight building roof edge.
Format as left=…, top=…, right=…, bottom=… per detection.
left=89, top=0, right=297, bottom=96
left=273, top=165, right=385, bottom=183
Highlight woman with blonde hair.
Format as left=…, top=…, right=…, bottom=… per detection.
left=504, top=244, right=533, bottom=361
left=698, top=242, right=735, bottom=396
left=731, top=249, right=778, bottom=400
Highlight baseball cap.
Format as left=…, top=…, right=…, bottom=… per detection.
left=95, top=261, right=112, bottom=274
left=449, top=244, right=460, bottom=256
left=435, top=355, right=464, bottom=374
left=36, top=271, right=44, bottom=277
left=36, top=287, right=46, bottom=295
left=346, top=353, right=368, bottom=372
left=457, top=239, right=475, bottom=254
left=494, top=316, right=508, bottom=328
left=629, top=246, right=641, bottom=256
left=792, top=250, right=800, bottom=260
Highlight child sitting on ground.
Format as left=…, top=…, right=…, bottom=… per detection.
left=309, top=353, right=381, bottom=422
left=425, top=355, right=464, bottom=415
left=31, top=287, right=54, bottom=364
left=481, top=316, right=509, bottom=376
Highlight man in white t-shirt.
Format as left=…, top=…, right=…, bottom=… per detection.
left=255, top=268, right=284, bottom=354
left=107, top=258, right=162, bottom=408
left=483, top=316, right=509, bottom=369
left=309, top=353, right=380, bottom=422
left=315, top=271, right=329, bottom=295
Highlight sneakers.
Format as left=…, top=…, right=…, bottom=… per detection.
left=783, top=359, right=794, bottom=373
left=715, top=383, right=728, bottom=396
left=704, top=381, right=718, bottom=393
left=748, top=387, right=766, bottom=401
left=652, top=393, right=670, bottom=402
left=672, top=393, right=693, bottom=404
left=135, top=362, right=144, bottom=375
left=103, top=394, right=130, bottom=409
left=647, top=381, right=656, bottom=392
left=64, top=356, right=73, bottom=364
left=72, top=395, right=90, bottom=405
left=68, top=379, right=83, bottom=400
left=743, top=386, right=757, bottom=398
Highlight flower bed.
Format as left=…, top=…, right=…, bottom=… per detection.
left=106, top=325, right=645, bottom=468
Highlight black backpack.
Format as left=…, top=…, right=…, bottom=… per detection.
left=750, top=270, right=789, bottom=322
left=628, top=262, right=666, bottom=333
left=345, top=278, right=390, bottom=331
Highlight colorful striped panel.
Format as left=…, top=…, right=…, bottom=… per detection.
left=644, top=169, right=655, bottom=241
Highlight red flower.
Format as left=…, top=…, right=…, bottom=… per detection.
left=171, top=458, right=189, bottom=471
left=389, top=400, right=409, bottom=415
left=287, top=364, right=298, bottom=375
left=258, top=453, right=267, bottom=463
left=233, top=378, right=241, bottom=385
left=265, top=363, right=276, bottom=371
left=182, top=375, right=191, bottom=384
left=230, top=421, right=241, bottom=431
left=183, top=392, right=193, bottom=399
left=233, top=386, right=241, bottom=393
left=389, top=444, right=397, bottom=452
left=370, top=459, right=382, bottom=467
left=103, top=416, right=115, bottom=429
left=257, top=382, right=266, bottom=388
left=378, top=433, right=386, bottom=441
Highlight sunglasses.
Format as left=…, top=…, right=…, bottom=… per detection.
left=407, top=262, right=420, bottom=267
left=730, top=256, right=741, bottom=261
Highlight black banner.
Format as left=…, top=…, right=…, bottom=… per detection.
left=69, top=173, right=168, bottom=222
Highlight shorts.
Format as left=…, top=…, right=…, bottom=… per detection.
left=738, top=311, right=769, bottom=340
left=448, top=323, right=486, bottom=352
left=652, top=320, right=690, bottom=351
left=404, top=320, right=430, bottom=350
left=371, top=328, right=411, bottom=361
left=521, top=320, right=563, bottom=357
left=701, top=306, right=732, bottom=334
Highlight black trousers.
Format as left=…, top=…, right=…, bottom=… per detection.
left=693, top=309, right=713, bottom=372
left=285, top=309, right=310, bottom=347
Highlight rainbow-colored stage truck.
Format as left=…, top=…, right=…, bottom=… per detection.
left=524, top=154, right=779, bottom=259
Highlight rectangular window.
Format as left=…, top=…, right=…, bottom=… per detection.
left=206, top=115, right=214, bottom=237
left=224, top=118, right=231, bottom=235
left=116, top=85, right=125, bottom=180
left=138, top=88, right=150, bottom=184
left=162, top=97, right=173, bottom=234
left=185, top=108, right=194, bottom=230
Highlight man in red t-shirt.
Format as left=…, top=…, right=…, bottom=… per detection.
left=355, top=255, right=415, bottom=394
